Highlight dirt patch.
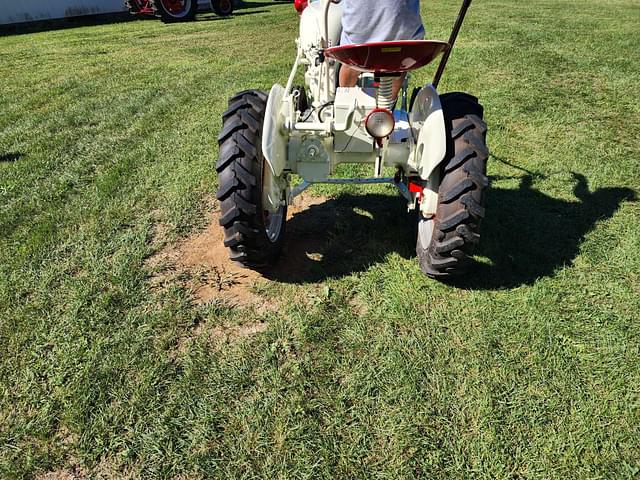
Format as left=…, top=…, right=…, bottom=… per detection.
left=147, top=194, right=328, bottom=309
left=36, top=472, right=82, bottom=480
left=208, top=321, right=269, bottom=342
left=34, top=428, right=86, bottom=480
left=173, top=211, right=263, bottom=308
left=348, top=295, right=370, bottom=316
left=36, top=459, right=140, bottom=480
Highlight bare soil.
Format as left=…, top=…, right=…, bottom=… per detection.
left=147, top=194, right=328, bottom=310
left=36, top=472, right=81, bottom=480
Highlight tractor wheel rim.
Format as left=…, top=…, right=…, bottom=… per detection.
left=162, top=0, right=190, bottom=15
left=264, top=207, right=284, bottom=243
left=221, top=0, right=231, bottom=10
left=418, top=215, right=435, bottom=247
left=261, top=156, right=285, bottom=243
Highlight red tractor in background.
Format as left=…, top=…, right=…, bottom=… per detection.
left=125, top=0, right=234, bottom=23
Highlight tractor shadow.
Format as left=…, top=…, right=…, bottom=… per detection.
left=194, top=11, right=269, bottom=22
left=264, top=174, right=635, bottom=289
left=265, top=193, right=416, bottom=284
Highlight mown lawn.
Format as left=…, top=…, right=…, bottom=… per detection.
left=1, top=1, right=639, bottom=478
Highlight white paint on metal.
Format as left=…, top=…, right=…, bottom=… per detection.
left=410, top=84, right=447, bottom=179
left=299, top=0, right=342, bottom=106
left=262, top=84, right=287, bottom=177
left=262, top=84, right=288, bottom=213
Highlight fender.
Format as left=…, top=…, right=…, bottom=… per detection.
left=262, top=83, right=287, bottom=177
left=410, top=84, right=447, bottom=216
left=410, top=84, right=447, bottom=180
left=262, top=84, right=287, bottom=212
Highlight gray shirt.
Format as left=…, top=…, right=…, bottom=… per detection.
left=340, top=0, right=425, bottom=45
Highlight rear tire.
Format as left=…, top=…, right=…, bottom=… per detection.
left=157, top=0, right=198, bottom=23
left=210, top=0, right=234, bottom=16
left=417, top=92, right=489, bottom=278
left=216, top=90, right=287, bottom=268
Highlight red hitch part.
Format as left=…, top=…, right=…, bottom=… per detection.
left=294, top=0, right=308, bottom=14
left=126, top=0, right=157, bottom=15
left=408, top=178, right=425, bottom=201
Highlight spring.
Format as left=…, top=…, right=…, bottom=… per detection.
left=377, top=78, right=394, bottom=110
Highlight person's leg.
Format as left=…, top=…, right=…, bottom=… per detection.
left=339, top=65, right=361, bottom=88
left=339, top=66, right=406, bottom=105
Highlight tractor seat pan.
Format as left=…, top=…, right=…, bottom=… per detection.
left=325, top=40, right=449, bottom=74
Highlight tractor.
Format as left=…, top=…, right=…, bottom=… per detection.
left=216, top=0, right=489, bottom=278
left=125, top=0, right=233, bottom=23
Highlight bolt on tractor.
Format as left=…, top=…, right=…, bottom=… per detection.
left=125, top=0, right=233, bottom=23
left=216, top=0, right=489, bottom=278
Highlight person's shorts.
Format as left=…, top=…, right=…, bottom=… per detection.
left=340, top=0, right=425, bottom=45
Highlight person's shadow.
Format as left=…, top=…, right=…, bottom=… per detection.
left=458, top=172, right=635, bottom=289
left=264, top=172, right=635, bottom=289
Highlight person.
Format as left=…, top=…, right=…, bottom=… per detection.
left=339, top=0, right=425, bottom=100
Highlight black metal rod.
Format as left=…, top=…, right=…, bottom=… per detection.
left=433, top=0, right=473, bottom=89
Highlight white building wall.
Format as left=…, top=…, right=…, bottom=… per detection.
left=0, top=0, right=127, bottom=25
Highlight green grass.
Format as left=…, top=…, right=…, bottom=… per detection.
left=1, top=1, right=639, bottom=478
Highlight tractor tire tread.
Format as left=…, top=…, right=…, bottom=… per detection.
left=216, top=89, right=286, bottom=267
left=434, top=236, right=465, bottom=254
left=229, top=90, right=267, bottom=104
left=417, top=93, right=489, bottom=278
left=222, top=100, right=251, bottom=121
left=444, top=146, right=476, bottom=173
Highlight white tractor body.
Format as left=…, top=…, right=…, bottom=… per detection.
left=216, top=0, right=488, bottom=278
left=261, top=0, right=448, bottom=217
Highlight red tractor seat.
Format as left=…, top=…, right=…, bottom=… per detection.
left=325, top=40, right=449, bottom=74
